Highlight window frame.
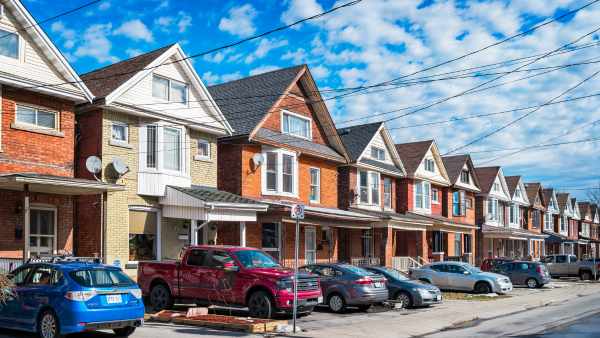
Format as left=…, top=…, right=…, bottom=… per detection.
left=487, top=198, right=499, bottom=223
left=466, top=197, right=473, bottom=209
left=151, top=75, right=188, bottom=105
left=383, top=178, right=392, bottom=209
left=322, top=227, right=331, bottom=242
left=424, top=159, right=435, bottom=172
left=493, top=183, right=500, bottom=191
left=28, top=205, right=58, bottom=257
left=431, top=188, right=439, bottom=204
left=452, top=190, right=467, bottom=216
left=196, top=139, right=211, bottom=158
left=260, top=148, right=299, bottom=198
left=0, top=28, right=24, bottom=63
left=139, top=123, right=189, bottom=176
left=371, top=146, right=385, bottom=161
left=414, top=180, right=431, bottom=212
left=461, top=171, right=469, bottom=183
left=544, top=213, right=553, bottom=231
left=15, top=104, right=59, bottom=131
left=357, top=170, right=381, bottom=206
left=310, top=167, right=320, bottom=203
left=281, top=109, right=312, bottom=140
left=110, top=121, right=129, bottom=144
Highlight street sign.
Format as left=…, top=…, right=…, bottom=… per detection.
left=291, top=204, right=305, bottom=219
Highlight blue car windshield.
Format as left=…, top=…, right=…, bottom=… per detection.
left=340, top=265, right=374, bottom=276
left=69, top=268, right=135, bottom=287
left=232, top=250, right=281, bottom=269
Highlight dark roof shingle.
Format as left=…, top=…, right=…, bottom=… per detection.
left=254, top=128, right=344, bottom=159
left=395, top=140, right=434, bottom=174
left=504, top=176, right=522, bottom=198
left=169, top=186, right=266, bottom=204
left=474, top=167, right=501, bottom=194
left=525, top=183, right=545, bottom=209
left=337, top=122, right=383, bottom=161
left=556, top=193, right=570, bottom=213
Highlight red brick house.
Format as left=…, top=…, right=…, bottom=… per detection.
left=590, top=204, right=599, bottom=258
left=208, top=65, right=378, bottom=266
left=568, top=198, right=586, bottom=259
left=0, top=0, right=125, bottom=270
left=577, top=202, right=593, bottom=258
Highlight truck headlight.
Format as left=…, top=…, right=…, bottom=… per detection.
left=275, top=277, right=294, bottom=293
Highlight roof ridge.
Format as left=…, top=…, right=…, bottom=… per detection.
left=336, top=121, right=384, bottom=131
left=208, top=64, right=307, bottom=88
left=80, top=44, right=177, bottom=78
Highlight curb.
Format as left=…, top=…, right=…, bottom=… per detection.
left=524, top=300, right=553, bottom=309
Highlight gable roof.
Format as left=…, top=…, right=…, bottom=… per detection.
left=525, top=182, right=546, bottom=209
left=474, top=167, right=500, bottom=194
left=591, top=204, right=599, bottom=223
left=395, top=140, right=434, bottom=174
left=504, top=176, right=521, bottom=197
left=543, top=189, right=556, bottom=209
left=579, top=202, right=591, bottom=220
left=571, top=198, right=581, bottom=220
left=441, top=155, right=482, bottom=191
left=556, top=193, right=571, bottom=214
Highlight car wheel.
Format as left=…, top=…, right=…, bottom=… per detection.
left=579, top=270, right=592, bottom=281
left=328, top=293, right=347, bottom=313
left=38, top=310, right=64, bottom=338
left=526, top=278, right=539, bottom=289
left=537, top=283, right=545, bottom=289
left=248, top=291, right=276, bottom=319
left=150, top=284, right=175, bottom=311
left=395, top=291, right=413, bottom=309
left=357, top=304, right=372, bottom=311
left=113, top=326, right=136, bottom=336
left=475, top=282, right=491, bottom=294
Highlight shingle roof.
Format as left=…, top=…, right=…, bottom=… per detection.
left=543, top=189, right=555, bottom=208
left=207, top=65, right=306, bottom=136
left=253, top=128, right=344, bottom=160
left=579, top=202, right=591, bottom=218
left=168, top=186, right=266, bottom=204
left=359, top=158, right=403, bottom=173
left=525, top=183, right=544, bottom=208
left=348, top=207, right=433, bottom=223
left=337, top=122, right=383, bottom=161
left=395, top=140, right=434, bottom=174
left=474, top=167, right=500, bottom=194
left=571, top=198, right=578, bottom=210
left=556, top=193, right=570, bottom=213
left=441, top=155, right=482, bottom=191
left=80, top=44, right=176, bottom=99
left=504, top=176, right=521, bottom=198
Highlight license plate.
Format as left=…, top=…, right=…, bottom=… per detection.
left=318, top=296, right=323, bottom=303
left=106, top=294, right=122, bottom=304
left=374, top=282, right=381, bottom=288
left=436, top=295, right=441, bottom=301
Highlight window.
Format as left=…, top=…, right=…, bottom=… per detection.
left=26, top=266, right=54, bottom=286
left=461, top=171, right=469, bottom=183
left=128, top=210, right=158, bottom=262
left=487, top=238, right=493, bottom=257
left=414, top=181, right=431, bottom=210
left=424, top=159, right=435, bottom=172
left=310, top=168, right=320, bottom=202
left=453, top=191, right=466, bottom=216
left=430, top=264, right=447, bottom=272
left=29, top=209, right=56, bottom=256
left=532, top=210, right=540, bottom=229
left=545, top=213, right=552, bottom=231
left=262, top=223, right=281, bottom=261
left=322, top=227, right=331, bottom=242
left=282, top=111, right=310, bottom=138
left=384, top=179, right=391, bottom=208
left=432, top=188, right=439, bottom=203
left=0, top=28, right=19, bottom=59
left=432, top=231, right=444, bottom=253
left=282, top=155, right=293, bottom=193
left=371, top=147, right=385, bottom=160
left=163, top=128, right=181, bottom=171
left=466, top=198, right=473, bottom=208
left=210, top=251, right=235, bottom=268
left=262, top=150, right=297, bottom=196
left=570, top=221, right=574, bottom=236
left=509, top=205, right=519, bottom=225
left=187, top=249, right=208, bottom=266
left=266, top=153, right=277, bottom=191
left=515, top=188, right=521, bottom=198
left=487, top=198, right=499, bottom=222
left=16, top=105, right=57, bottom=130
left=464, top=234, right=472, bottom=254
left=535, top=195, right=540, bottom=204
left=111, top=121, right=128, bottom=142
left=69, top=269, right=134, bottom=288
left=152, top=76, right=187, bottom=104
left=493, top=183, right=500, bottom=191
left=358, top=171, right=381, bottom=205
left=371, top=172, right=380, bottom=205
left=197, top=140, right=210, bottom=157
left=454, top=234, right=461, bottom=256
left=305, top=227, right=316, bottom=264
left=359, top=171, right=368, bottom=203
left=145, top=125, right=157, bottom=168
left=561, top=216, right=567, bottom=232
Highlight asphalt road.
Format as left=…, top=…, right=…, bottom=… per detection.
left=425, top=291, right=600, bottom=338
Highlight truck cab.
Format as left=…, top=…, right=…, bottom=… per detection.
left=540, top=254, right=600, bottom=280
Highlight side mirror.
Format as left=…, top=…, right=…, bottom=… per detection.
left=463, top=271, right=469, bottom=275
left=222, top=263, right=239, bottom=272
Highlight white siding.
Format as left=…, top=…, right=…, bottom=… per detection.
left=489, top=175, right=510, bottom=200
left=363, top=131, right=395, bottom=166
left=162, top=205, right=257, bottom=221
left=415, top=147, right=447, bottom=183
left=454, top=164, right=480, bottom=191
left=137, top=171, right=191, bottom=196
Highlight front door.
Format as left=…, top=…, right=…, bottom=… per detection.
left=179, top=249, right=209, bottom=299
left=305, top=227, right=317, bottom=265
left=447, top=264, right=472, bottom=290
left=555, top=255, right=569, bottom=275
left=29, top=210, right=55, bottom=256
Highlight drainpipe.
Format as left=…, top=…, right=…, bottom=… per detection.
left=191, top=206, right=213, bottom=245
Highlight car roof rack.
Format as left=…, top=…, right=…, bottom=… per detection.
left=26, top=254, right=103, bottom=264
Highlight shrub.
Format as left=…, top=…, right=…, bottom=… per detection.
left=0, top=269, right=16, bottom=305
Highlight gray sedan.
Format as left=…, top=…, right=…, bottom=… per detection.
left=301, top=263, right=388, bottom=313
left=489, top=261, right=550, bottom=288
left=409, top=262, right=513, bottom=294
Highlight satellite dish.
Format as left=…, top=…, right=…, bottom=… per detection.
left=113, top=157, right=127, bottom=175
left=86, top=156, right=102, bottom=182
left=253, top=153, right=264, bottom=166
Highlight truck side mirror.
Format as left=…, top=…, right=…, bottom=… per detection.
left=223, top=263, right=239, bottom=272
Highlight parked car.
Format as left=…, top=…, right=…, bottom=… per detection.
left=539, top=254, right=600, bottom=280
left=480, top=258, right=515, bottom=271
left=138, top=246, right=322, bottom=319
left=362, top=266, right=442, bottom=309
left=300, top=263, right=388, bottom=313
left=0, top=256, right=144, bottom=338
left=488, top=261, right=550, bottom=288
left=409, top=262, right=513, bottom=294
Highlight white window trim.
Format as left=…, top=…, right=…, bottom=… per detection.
left=0, top=27, right=26, bottom=66
left=487, top=198, right=500, bottom=225
left=371, top=146, right=385, bottom=161
left=413, top=180, right=431, bottom=213
left=545, top=213, right=553, bottom=231
left=383, top=178, right=392, bottom=209
left=322, top=227, right=331, bottom=242
left=358, top=170, right=381, bottom=206
left=281, top=109, right=312, bottom=140
left=424, top=159, right=435, bottom=173
left=305, top=226, right=316, bottom=265
left=29, top=204, right=58, bottom=256
left=109, top=121, right=133, bottom=149
left=128, top=206, right=162, bottom=264
left=561, top=216, right=568, bottom=235
left=151, top=74, right=189, bottom=106
left=260, top=147, right=299, bottom=198
left=509, top=204, right=519, bottom=228
left=139, top=122, right=190, bottom=177
left=431, top=188, right=440, bottom=205
left=309, top=167, right=320, bottom=204
left=195, top=139, right=211, bottom=160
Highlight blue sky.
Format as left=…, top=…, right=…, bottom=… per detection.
left=25, top=0, right=600, bottom=200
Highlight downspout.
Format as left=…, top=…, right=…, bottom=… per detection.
left=192, top=206, right=213, bottom=245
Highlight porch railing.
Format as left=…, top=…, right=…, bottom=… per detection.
left=0, top=258, right=23, bottom=272
left=443, top=256, right=462, bottom=262
left=351, top=257, right=380, bottom=266
left=392, top=256, right=423, bottom=271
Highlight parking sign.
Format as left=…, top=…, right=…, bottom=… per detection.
left=291, top=204, right=305, bottom=219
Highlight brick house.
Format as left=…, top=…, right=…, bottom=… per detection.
left=0, top=0, right=125, bottom=270
left=542, top=188, right=562, bottom=255
left=523, top=183, right=548, bottom=258
left=208, top=65, right=378, bottom=266
left=394, top=140, right=478, bottom=263
left=577, top=202, right=594, bottom=258
left=335, top=122, right=434, bottom=268
left=568, top=198, right=586, bottom=259
left=74, top=44, right=267, bottom=274
left=545, top=193, right=578, bottom=256
left=590, top=204, right=600, bottom=258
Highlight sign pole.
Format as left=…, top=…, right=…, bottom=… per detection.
left=293, top=216, right=299, bottom=333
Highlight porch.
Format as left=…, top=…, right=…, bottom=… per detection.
left=482, top=225, right=548, bottom=263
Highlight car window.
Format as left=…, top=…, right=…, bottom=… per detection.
left=556, top=256, right=567, bottom=263
left=301, top=266, right=314, bottom=273
left=430, top=264, right=447, bottom=272
left=333, top=268, right=345, bottom=277
left=313, top=266, right=336, bottom=277
left=340, top=265, right=374, bottom=276
left=9, top=266, right=33, bottom=287
left=210, top=250, right=235, bottom=268
left=232, top=250, right=281, bottom=269
left=497, top=263, right=512, bottom=272
left=69, top=269, right=135, bottom=287
left=447, top=265, right=466, bottom=274
left=51, top=269, right=64, bottom=285
left=381, top=268, right=412, bottom=281
left=570, top=256, right=578, bottom=262
left=484, top=260, right=493, bottom=266
left=514, top=263, right=529, bottom=271
left=541, top=256, right=554, bottom=263
left=27, top=266, right=53, bottom=286
left=187, top=249, right=209, bottom=266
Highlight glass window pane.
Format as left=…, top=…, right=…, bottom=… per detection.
left=30, top=210, right=39, bottom=235
left=283, top=155, right=292, bottom=175
left=146, top=126, right=157, bottom=168
left=170, top=82, right=186, bottom=103
left=16, top=106, right=36, bottom=125
left=112, top=124, right=126, bottom=140
left=37, top=111, right=55, bottom=129
left=262, top=223, right=278, bottom=248
left=187, top=249, right=208, bottom=266
left=0, top=29, right=19, bottom=59
left=282, top=115, right=289, bottom=133
left=267, top=153, right=277, bottom=191
left=198, top=140, right=209, bottom=156
left=152, top=76, right=169, bottom=100
left=302, top=120, right=308, bottom=137
left=289, top=115, right=302, bottom=137
left=40, top=211, right=54, bottom=235
left=164, top=128, right=181, bottom=171
left=282, top=155, right=293, bottom=193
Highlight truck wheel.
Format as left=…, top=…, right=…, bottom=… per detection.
left=297, top=308, right=314, bottom=317
left=113, top=327, right=136, bottom=336
left=475, top=282, right=491, bottom=294
left=579, top=270, right=592, bottom=281
left=151, top=284, right=175, bottom=311
left=248, top=291, right=276, bottom=319
left=328, top=293, right=347, bottom=313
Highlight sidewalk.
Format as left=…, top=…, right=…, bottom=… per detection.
left=296, top=283, right=600, bottom=338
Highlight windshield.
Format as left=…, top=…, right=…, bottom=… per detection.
left=380, top=268, right=413, bottom=281
left=69, top=268, right=135, bottom=287
left=341, top=265, right=374, bottom=276
left=463, top=264, right=483, bottom=274
left=232, top=250, right=281, bottom=269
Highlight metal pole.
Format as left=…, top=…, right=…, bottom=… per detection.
left=23, top=184, right=30, bottom=263
left=102, top=191, right=108, bottom=264
left=293, top=217, right=299, bottom=333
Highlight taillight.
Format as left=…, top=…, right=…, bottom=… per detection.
left=354, top=277, right=372, bottom=285
left=66, top=291, right=97, bottom=301
left=408, top=270, right=412, bottom=275
left=382, top=279, right=387, bottom=284
left=536, top=266, right=543, bottom=274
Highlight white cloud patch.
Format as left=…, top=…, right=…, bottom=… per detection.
left=244, top=38, right=288, bottom=64
left=311, top=65, right=331, bottom=80
left=218, top=4, right=258, bottom=37
left=155, top=1, right=168, bottom=11
left=99, top=1, right=111, bottom=11
left=126, top=48, right=144, bottom=57
left=280, top=0, right=324, bottom=29
left=249, top=65, right=280, bottom=76
left=201, top=71, right=244, bottom=86
left=178, top=11, right=192, bottom=33
left=73, top=23, right=119, bottom=64
left=51, top=21, right=77, bottom=50
left=155, top=16, right=173, bottom=32
left=281, top=48, right=308, bottom=64
left=113, top=19, right=153, bottom=42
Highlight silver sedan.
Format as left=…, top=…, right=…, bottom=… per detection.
left=409, top=262, right=513, bottom=294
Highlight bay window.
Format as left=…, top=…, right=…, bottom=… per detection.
left=282, top=155, right=293, bottom=193
left=266, top=154, right=277, bottom=191
left=414, top=181, right=431, bottom=211
left=282, top=110, right=311, bottom=139
left=146, top=125, right=157, bottom=168
left=261, top=148, right=298, bottom=197
left=359, top=171, right=368, bottom=203
left=163, top=128, right=181, bottom=171
left=487, top=198, right=499, bottom=222
left=310, top=167, right=320, bottom=203
left=545, top=213, right=553, bottom=231
left=357, top=171, right=381, bottom=205
left=384, top=179, right=391, bottom=208
left=140, top=123, right=187, bottom=175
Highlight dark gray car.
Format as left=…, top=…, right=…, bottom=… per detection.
left=362, top=266, right=442, bottom=309
left=301, top=263, right=388, bottom=313
left=489, top=261, right=550, bottom=288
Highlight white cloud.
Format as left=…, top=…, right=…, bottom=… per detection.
left=202, top=71, right=244, bottom=85
left=202, top=49, right=233, bottom=63
left=113, top=19, right=153, bottom=42
left=244, top=38, right=288, bottom=64
left=51, top=21, right=76, bottom=40
left=221, top=71, right=243, bottom=82
left=280, top=0, right=323, bottom=29
left=178, top=11, right=192, bottom=33
left=99, top=1, right=111, bottom=11
left=155, top=1, right=168, bottom=11
left=311, top=65, right=331, bottom=80
left=64, top=40, right=75, bottom=49
left=73, top=23, right=119, bottom=63
left=202, top=71, right=220, bottom=85
left=154, top=16, right=173, bottom=32
left=218, top=4, right=258, bottom=37
left=249, top=65, right=280, bottom=76
left=126, top=48, right=144, bottom=57
left=281, top=48, right=307, bottom=64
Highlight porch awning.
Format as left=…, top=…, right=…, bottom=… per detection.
left=349, top=207, right=433, bottom=231
left=159, top=186, right=269, bottom=222
left=482, top=224, right=549, bottom=240
left=543, top=231, right=575, bottom=243
left=406, top=212, right=478, bottom=234
left=0, top=172, right=128, bottom=195
left=257, top=202, right=380, bottom=228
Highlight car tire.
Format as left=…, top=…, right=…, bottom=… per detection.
left=395, top=291, right=413, bottom=309
left=357, top=304, right=372, bottom=311
left=475, top=282, right=491, bottom=294
left=113, top=326, right=137, bottom=336
left=328, top=293, right=347, bottom=313
left=248, top=291, right=276, bottom=319
left=579, top=270, right=592, bottom=281
left=38, top=310, right=64, bottom=338
left=537, top=283, right=545, bottom=289
left=526, top=278, right=539, bottom=289
left=150, top=284, right=175, bottom=311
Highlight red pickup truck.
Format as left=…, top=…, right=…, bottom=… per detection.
left=137, top=245, right=322, bottom=319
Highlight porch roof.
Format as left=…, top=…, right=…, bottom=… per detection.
left=348, top=207, right=433, bottom=230
left=0, top=172, right=128, bottom=195
left=543, top=231, right=575, bottom=243
left=482, top=224, right=549, bottom=240
left=258, top=202, right=379, bottom=228
left=406, top=212, right=478, bottom=234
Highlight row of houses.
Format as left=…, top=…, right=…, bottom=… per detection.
left=0, top=0, right=598, bottom=274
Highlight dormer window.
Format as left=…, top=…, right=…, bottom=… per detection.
left=152, top=75, right=187, bottom=104
left=515, top=188, right=520, bottom=198
left=0, top=28, right=19, bottom=60
left=424, top=159, right=434, bottom=172
left=461, top=171, right=469, bottom=183
left=371, top=147, right=385, bottom=160
left=536, top=195, right=540, bottom=204
left=281, top=110, right=311, bottom=139
left=493, top=183, right=500, bottom=191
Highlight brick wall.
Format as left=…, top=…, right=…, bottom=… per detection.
left=431, top=184, right=443, bottom=215
left=475, top=196, right=486, bottom=263
left=396, top=178, right=414, bottom=213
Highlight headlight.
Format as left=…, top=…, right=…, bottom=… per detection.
left=275, top=277, right=294, bottom=293
left=131, top=289, right=142, bottom=299
left=65, top=290, right=97, bottom=301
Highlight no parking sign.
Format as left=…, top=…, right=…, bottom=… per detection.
left=291, top=204, right=305, bottom=219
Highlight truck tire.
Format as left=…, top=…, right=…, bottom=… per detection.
left=150, top=284, right=175, bottom=311
left=248, top=291, right=276, bottom=319
left=579, top=270, right=592, bottom=281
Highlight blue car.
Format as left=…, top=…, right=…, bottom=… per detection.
left=0, top=257, right=145, bottom=338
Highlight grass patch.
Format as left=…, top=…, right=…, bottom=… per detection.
left=442, top=292, right=509, bottom=301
